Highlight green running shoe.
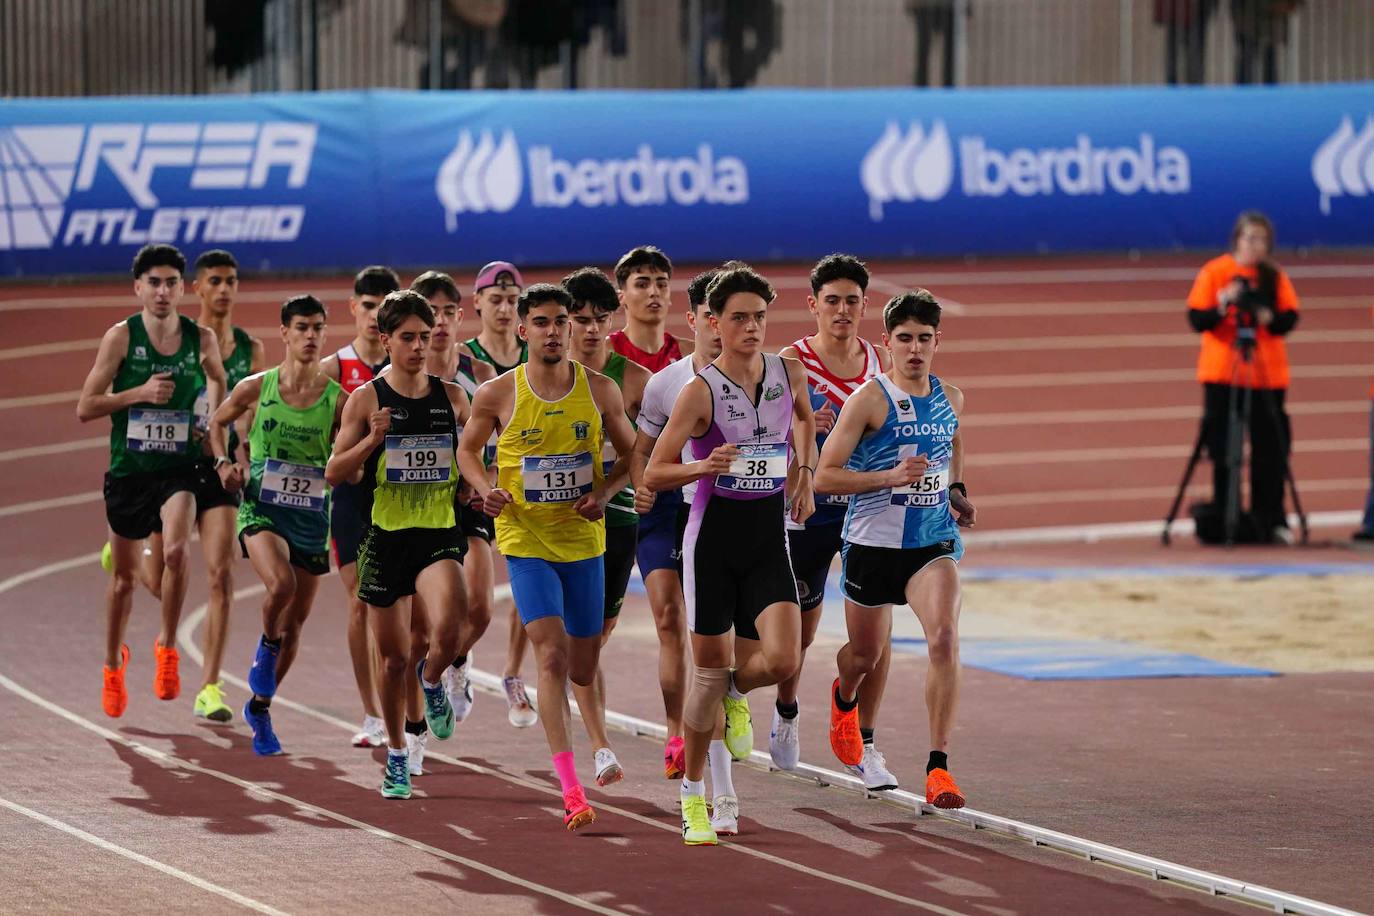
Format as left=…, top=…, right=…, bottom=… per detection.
left=417, top=660, right=455, bottom=740
left=381, top=752, right=411, bottom=799
left=100, top=542, right=113, bottom=573
left=722, top=688, right=753, bottom=761
left=681, top=794, right=718, bottom=846
left=194, top=682, right=233, bottom=723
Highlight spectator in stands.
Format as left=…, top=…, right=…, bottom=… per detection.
left=1186, top=210, right=1300, bottom=543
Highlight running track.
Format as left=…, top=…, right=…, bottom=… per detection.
left=0, top=253, right=1370, bottom=914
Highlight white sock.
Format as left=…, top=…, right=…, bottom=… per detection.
left=422, top=677, right=441, bottom=691
left=388, top=746, right=407, bottom=757
left=708, top=740, right=735, bottom=797
left=680, top=777, right=705, bottom=799
left=726, top=671, right=745, bottom=700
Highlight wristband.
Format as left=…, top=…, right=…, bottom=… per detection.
left=212, top=456, right=232, bottom=469
left=798, top=465, right=815, bottom=474
left=949, top=481, right=967, bottom=498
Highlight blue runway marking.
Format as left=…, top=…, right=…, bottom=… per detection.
left=892, top=637, right=1275, bottom=680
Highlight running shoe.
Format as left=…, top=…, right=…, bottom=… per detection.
left=562, top=784, right=596, bottom=831
left=594, top=747, right=623, bottom=787
left=503, top=676, right=537, bottom=728
left=417, top=660, right=455, bottom=740
left=382, top=752, right=411, bottom=800
left=247, top=635, right=279, bottom=699
left=680, top=794, right=717, bottom=846
left=828, top=678, right=863, bottom=766
left=925, top=767, right=965, bottom=809
left=102, top=644, right=129, bottom=718
left=243, top=701, right=283, bottom=756
left=443, top=656, right=475, bottom=723
left=100, top=541, right=113, bottom=573
left=722, top=688, right=753, bottom=762
left=194, top=682, right=233, bottom=723
left=769, top=705, right=800, bottom=771
left=351, top=715, right=387, bottom=748
left=663, top=735, right=686, bottom=779
left=845, top=745, right=899, bottom=792
left=405, top=730, right=429, bottom=776
left=153, top=640, right=180, bottom=700
left=709, top=795, right=739, bottom=837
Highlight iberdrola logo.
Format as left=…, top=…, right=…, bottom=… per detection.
left=860, top=121, right=955, bottom=221
left=1311, top=115, right=1374, bottom=215
left=434, top=129, right=523, bottom=231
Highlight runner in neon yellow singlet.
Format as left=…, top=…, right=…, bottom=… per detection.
left=210, top=295, right=344, bottom=756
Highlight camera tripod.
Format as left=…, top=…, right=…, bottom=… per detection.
left=1162, top=318, right=1308, bottom=546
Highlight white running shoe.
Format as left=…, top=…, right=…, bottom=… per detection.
left=503, top=676, right=537, bottom=728
left=351, top=715, right=386, bottom=748
left=405, top=730, right=429, bottom=776
left=769, top=705, right=800, bottom=771
left=443, top=657, right=475, bottom=723
left=710, top=795, right=739, bottom=836
left=844, top=744, right=899, bottom=792
left=593, top=747, right=623, bottom=787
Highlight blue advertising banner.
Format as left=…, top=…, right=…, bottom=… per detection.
left=2, top=84, right=1372, bottom=277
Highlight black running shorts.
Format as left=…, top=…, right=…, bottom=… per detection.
left=355, top=525, right=467, bottom=609
left=840, top=540, right=960, bottom=608
left=103, top=467, right=199, bottom=541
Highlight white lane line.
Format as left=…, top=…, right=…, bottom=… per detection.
left=974, top=480, right=1366, bottom=510
left=966, top=438, right=1368, bottom=468
left=0, top=667, right=629, bottom=916
left=945, top=329, right=1374, bottom=353
left=961, top=364, right=1368, bottom=389
left=0, top=339, right=101, bottom=361
left=0, top=797, right=289, bottom=915
left=177, top=589, right=965, bottom=914
left=965, top=510, right=1364, bottom=546
left=0, top=491, right=102, bottom=518
left=972, top=400, right=1368, bottom=427
left=0, top=390, right=80, bottom=411
left=0, top=552, right=101, bottom=596
left=883, top=264, right=1374, bottom=285
left=935, top=295, right=1369, bottom=318
left=0, top=437, right=105, bottom=463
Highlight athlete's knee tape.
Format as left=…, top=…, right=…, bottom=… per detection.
left=684, top=666, right=731, bottom=733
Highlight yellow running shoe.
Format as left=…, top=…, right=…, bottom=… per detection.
left=100, top=542, right=113, bottom=573
left=722, top=690, right=753, bottom=761
left=194, top=682, right=233, bottom=723
left=680, top=794, right=718, bottom=846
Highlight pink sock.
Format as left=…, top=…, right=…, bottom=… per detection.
left=552, top=751, right=579, bottom=793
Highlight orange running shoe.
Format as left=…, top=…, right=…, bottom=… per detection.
left=664, top=735, right=686, bottom=779
left=562, top=785, right=596, bottom=832
left=925, top=768, right=965, bottom=809
left=153, top=640, right=180, bottom=700
left=102, top=645, right=130, bottom=718
left=828, top=678, right=863, bottom=766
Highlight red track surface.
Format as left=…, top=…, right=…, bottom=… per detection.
left=1, top=252, right=1371, bottom=914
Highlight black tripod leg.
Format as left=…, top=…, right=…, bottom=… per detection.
left=1224, top=383, right=1249, bottom=545
left=1163, top=418, right=1209, bottom=545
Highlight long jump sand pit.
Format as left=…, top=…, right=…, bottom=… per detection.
left=963, top=572, right=1374, bottom=673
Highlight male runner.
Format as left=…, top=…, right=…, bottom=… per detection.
left=327, top=290, right=471, bottom=799
left=773, top=254, right=897, bottom=791
left=458, top=283, right=638, bottom=831
left=459, top=260, right=538, bottom=728
left=78, top=243, right=227, bottom=717
left=322, top=265, right=399, bottom=747
left=645, top=263, right=816, bottom=847
left=209, top=295, right=344, bottom=755
left=629, top=269, right=719, bottom=790
left=126, top=248, right=264, bottom=723
left=398, top=270, right=497, bottom=774
left=815, top=289, right=977, bottom=811
left=609, top=245, right=688, bottom=371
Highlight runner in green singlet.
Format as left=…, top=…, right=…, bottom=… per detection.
left=78, top=244, right=228, bottom=719
left=327, top=290, right=474, bottom=799
left=210, top=295, right=344, bottom=755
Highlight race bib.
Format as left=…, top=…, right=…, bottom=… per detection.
left=819, top=491, right=851, bottom=507
left=889, top=465, right=949, bottom=508
left=718, top=442, right=787, bottom=494
left=385, top=434, right=452, bottom=483
left=522, top=452, right=594, bottom=504
left=127, top=408, right=190, bottom=454
left=260, top=458, right=326, bottom=511
left=601, top=439, right=617, bottom=475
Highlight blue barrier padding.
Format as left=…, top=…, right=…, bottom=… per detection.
left=3, top=84, right=1373, bottom=276
left=892, top=637, right=1275, bottom=680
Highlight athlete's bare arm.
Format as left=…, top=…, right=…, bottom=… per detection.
left=620, top=360, right=651, bottom=422
left=815, top=381, right=927, bottom=495
left=783, top=356, right=817, bottom=525
left=943, top=384, right=975, bottom=527
left=645, top=378, right=734, bottom=492
left=472, top=357, right=497, bottom=386
left=248, top=336, right=267, bottom=372
left=442, top=379, right=474, bottom=429
left=588, top=373, right=639, bottom=511
left=198, top=326, right=229, bottom=419
left=456, top=373, right=513, bottom=514
left=325, top=382, right=385, bottom=487
left=320, top=352, right=341, bottom=382
left=630, top=429, right=659, bottom=513
left=209, top=373, right=264, bottom=459
left=76, top=323, right=169, bottom=422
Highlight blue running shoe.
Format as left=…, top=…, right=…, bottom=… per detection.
left=417, top=660, right=455, bottom=740
left=243, top=701, right=283, bottom=756
left=382, top=751, right=411, bottom=799
left=247, top=636, right=279, bottom=699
